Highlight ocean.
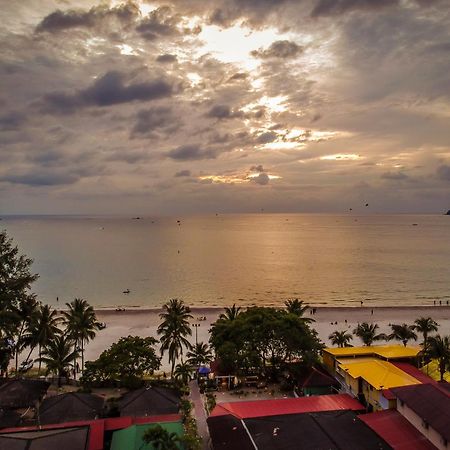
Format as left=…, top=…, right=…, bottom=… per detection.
left=2, top=214, right=450, bottom=308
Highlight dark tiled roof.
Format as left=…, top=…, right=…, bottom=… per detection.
left=0, top=426, right=89, bottom=450
left=119, top=386, right=180, bottom=417
left=391, top=384, right=450, bottom=441
left=0, top=380, right=49, bottom=409
left=208, top=410, right=392, bottom=450
left=297, top=366, right=339, bottom=388
left=207, top=414, right=255, bottom=450
left=0, top=408, right=21, bottom=429
left=39, top=392, right=105, bottom=425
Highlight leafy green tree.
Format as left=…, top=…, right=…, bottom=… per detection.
left=39, top=334, right=79, bottom=387
left=0, top=230, right=39, bottom=313
left=284, top=299, right=314, bottom=322
left=210, top=306, right=322, bottom=378
left=389, top=323, right=417, bottom=347
left=143, top=424, right=180, bottom=450
left=426, top=335, right=450, bottom=381
left=353, top=322, right=387, bottom=346
left=23, top=304, right=61, bottom=374
left=158, top=299, right=193, bottom=376
left=174, top=362, right=194, bottom=385
left=328, top=330, right=353, bottom=347
left=81, top=336, right=160, bottom=385
left=0, top=231, right=39, bottom=376
left=414, top=317, right=439, bottom=350
left=62, top=298, right=101, bottom=373
left=186, top=342, right=213, bottom=367
left=218, top=304, right=242, bottom=322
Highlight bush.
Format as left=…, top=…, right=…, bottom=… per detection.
left=121, top=375, right=144, bottom=390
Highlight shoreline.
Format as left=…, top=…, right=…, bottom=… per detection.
left=94, top=305, right=450, bottom=313
left=86, top=305, right=450, bottom=371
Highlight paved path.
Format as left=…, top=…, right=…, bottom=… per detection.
left=189, top=380, right=210, bottom=450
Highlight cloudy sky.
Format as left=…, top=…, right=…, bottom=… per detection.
left=1, top=0, right=450, bottom=215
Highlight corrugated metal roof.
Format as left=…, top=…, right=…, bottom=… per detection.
left=0, top=415, right=182, bottom=450
left=324, top=345, right=421, bottom=359
left=391, top=384, right=450, bottom=441
left=208, top=410, right=393, bottom=450
left=339, top=358, right=422, bottom=390
left=391, top=363, right=437, bottom=385
left=210, top=394, right=364, bottom=419
left=360, top=409, right=438, bottom=450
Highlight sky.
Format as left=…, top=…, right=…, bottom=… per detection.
left=1, top=0, right=450, bottom=215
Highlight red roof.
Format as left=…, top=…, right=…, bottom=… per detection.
left=360, top=409, right=438, bottom=450
left=210, top=394, right=364, bottom=419
left=391, top=363, right=437, bottom=385
left=0, top=414, right=182, bottom=449
left=0, top=419, right=104, bottom=450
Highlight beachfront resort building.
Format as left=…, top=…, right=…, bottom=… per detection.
left=323, top=345, right=423, bottom=411
left=391, top=384, right=450, bottom=450
left=207, top=394, right=391, bottom=449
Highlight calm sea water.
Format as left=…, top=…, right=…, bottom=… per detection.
left=2, top=214, right=450, bottom=308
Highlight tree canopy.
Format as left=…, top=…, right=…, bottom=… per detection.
left=210, top=306, right=322, bottom=377
left=81, top=335, right=160, bottom=385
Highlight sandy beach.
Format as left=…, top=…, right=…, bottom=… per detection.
left=85, top=306, right=450, bottom=371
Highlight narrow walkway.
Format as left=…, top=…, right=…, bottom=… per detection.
left=189, top=379, right=210, bottom=450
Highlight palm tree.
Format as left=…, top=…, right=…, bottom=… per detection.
left=13, top=296, right=39, bottom=374
left=285, top=298, right=306, bottom=315
left=426, top=335, right=450, bottom=381
left=353, top=322, right=387, bottom=346
left=174, top=362, right=194, bottom=385
left=158, top=299, right=193, bottom=376
left=186, top=342, right=213, bottom=367
left=23, top=304, right=61, bottom=374
left=414, top=317, right=439, bottom=350
left=328, top=330, right=353, bottom=348
left=143, top=424, right=180, bottom=450
left=389, top=323, right=417, bottom=347
left=219, top=304, right=242, bottom=321
left=38, top=334, right=80, bottom=387
left=62, top=298, right=100, bottom=374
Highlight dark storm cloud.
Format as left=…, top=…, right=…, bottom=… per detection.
left=207, top=0, right=294, bottom=27
left=251, top=172, right=270, bottom=185
left=311, top=0, right=400, bottom=17
left=436, top=165, right=450, bottom=181
left=251, top=40, right=303, bottom=59
left=132, top=106, right=176, bottom=136
left=381, top=171, right=409, bottom=180
left=136, top=6, right=180, bottom=40
left=27, top=149, right=65, bottom=166
left=156, top=54, right=178, bottom=63
left=35, top=2, right=139, bottom=33
left=206, top=104, right=242, bottom=120
left=174, top=169, right=191, bottom=177
left=0, top=112, right=26, bottom=131
left=42, top=71, right=173, bottom=114
left=136, top=6, right=200, bottom=40
left=1, top=171, right=79, bottom=186
left=250, top=165, right=265, bottom=172
left=167, top=144, right=218, bottom=160
left=254, top=131, right=277, bottom=144
left=227, top=72, right=248, bottom=82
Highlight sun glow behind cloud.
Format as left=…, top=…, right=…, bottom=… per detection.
left=197, top=24, right=288, bottom=71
